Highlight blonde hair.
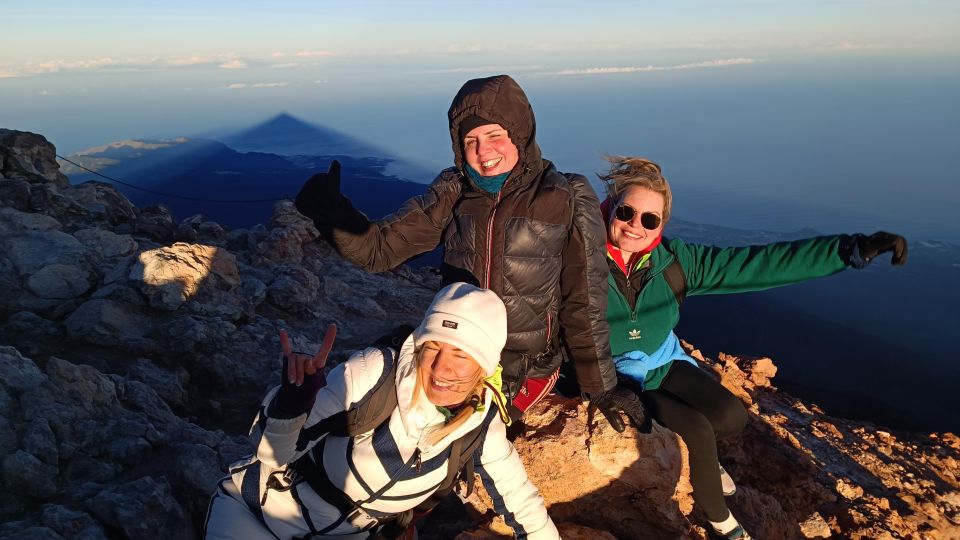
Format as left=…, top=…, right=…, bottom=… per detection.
left=597, top=155, right=673, bottom=222
left=411, top=345, right=485, bottom=445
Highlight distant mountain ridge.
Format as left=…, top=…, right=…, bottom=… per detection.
left=57, top=115, right=435, bottom=229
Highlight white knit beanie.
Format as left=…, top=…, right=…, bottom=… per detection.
left=413, top=282, right=507, bottom=376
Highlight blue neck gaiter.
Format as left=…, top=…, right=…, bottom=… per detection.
left=466, top=165, right=510, bottom=194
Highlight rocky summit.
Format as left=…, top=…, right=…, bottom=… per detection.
left=1, top=128, right=958, bottom=539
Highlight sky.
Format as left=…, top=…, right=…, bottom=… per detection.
left=2, top=1, right=959, bottom=240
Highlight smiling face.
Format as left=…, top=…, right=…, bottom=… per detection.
left=462, top=123, right=520, bottom=177
left=417, top=341, right=483, bottom=407
left=607, top=185, right=666, bottom=260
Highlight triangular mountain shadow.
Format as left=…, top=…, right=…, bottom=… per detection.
left=223, top=112, right=382, bottom=158
left=222, top=113, right=436, bottom=182
left=60, top=139, right=431, bottom=233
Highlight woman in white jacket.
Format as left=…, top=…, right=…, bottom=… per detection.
left=205, top=283, right=560, bottom=540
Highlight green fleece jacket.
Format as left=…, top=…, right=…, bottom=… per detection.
left=607, top=235, right=849, bottom=390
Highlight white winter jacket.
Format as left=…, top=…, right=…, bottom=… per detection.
left=226, top=335, right=559, bottom=539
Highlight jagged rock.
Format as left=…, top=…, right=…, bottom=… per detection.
left=181, top=214, right=204, bottom=227
left=799, top=511, right=832, bottom=538
left=64, top=299, right=152, bottom=347
left=836, top=478, right=865, bottom=500
left=40, top=504, right=107, bottom=540
left=60, top=181, right=138, bottom=231
left=2, top=450, right=59, bottom=500
left=171, top=442, right=224, bottom=512
left=198, top=221, right=227, bottom=243
left=0, top=178, right=32, bottom=212
left=0, top=526, right=66, bottom=540
left=175, top=222, right=199, bottom=242
left=27, top=264, right=93, bottom=299
left=73, top=228, right=138, bottom=260
left=258, top=201, right=321, bottom=263
left=0, top=129, right=69, bottom=188
left=130, top=243, right=240, bottom=311
left=0, top=348, right=246, bottom=535
left=267, top=265, right=320, bottom=313
left=0, top=346, right=46, bottom=393
left=0, top=207, right=61, bottom=234
left=136, top=204, right=176, bottom=241
left=161, top=315, right=237, bottom=355
left=22, top=418, right=59, bottom=465
left=338, top=295, right=388, bottom=319
left=126, top=358, right=189, bottom=410
left=0, top=225, right=95, bottom=314
left=84, top=476, right=193, bottom=539
left=90, top=283, right=145, bottom=305
left=1, top=229, right=90, bottom=279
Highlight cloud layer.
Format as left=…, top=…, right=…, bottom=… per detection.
left=552, top=58, right=756, bottom=76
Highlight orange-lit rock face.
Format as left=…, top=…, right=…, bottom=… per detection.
left=430, top=348, right=960, bottom=540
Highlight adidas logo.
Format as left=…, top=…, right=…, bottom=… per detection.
left=628, top=329, right=641, bottom=340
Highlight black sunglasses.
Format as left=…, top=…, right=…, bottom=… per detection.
left=614, top=204, right=662, bottom=230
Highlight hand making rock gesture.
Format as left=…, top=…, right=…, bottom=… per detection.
left=274, top=324, right=337, bottom=417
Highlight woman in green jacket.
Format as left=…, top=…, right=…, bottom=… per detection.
left=600, top=156, right=907, bottom=540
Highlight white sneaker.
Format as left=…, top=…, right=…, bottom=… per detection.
left=711, top=512, right=752, bottom=540
left=720, top=524, right=752, bottom=540
left=719, top=464, right=737, bottom=496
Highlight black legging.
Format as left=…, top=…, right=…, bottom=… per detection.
left=640, top=361, right=748, bottom=522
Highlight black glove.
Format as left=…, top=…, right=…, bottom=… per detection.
left=294, top=160, right=369, bottom=233
left=273, top=354, right=327, bottom=419
left=590, top=386, right=649, bottom=434
left=840, top=231, right=908, bottom=269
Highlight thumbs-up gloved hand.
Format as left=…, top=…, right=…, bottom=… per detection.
left=840, top=231, right=908, bottom=269
left=294, top=160, right=369, bottom=233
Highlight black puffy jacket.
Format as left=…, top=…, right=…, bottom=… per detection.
left=303, top=75, right=616, bottom=398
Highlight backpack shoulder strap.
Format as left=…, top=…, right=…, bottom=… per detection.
left=413, top=407, right=492, bottom=513
left=659, top=238, right=688, bottom=306
left=346, top=346, right=399, bottom=434
left=295, top=346, right=399, bottom=451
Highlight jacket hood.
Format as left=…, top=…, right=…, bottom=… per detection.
left=447, top=74, right=544, bottom=185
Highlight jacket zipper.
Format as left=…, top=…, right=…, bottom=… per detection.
left=483, top=189, right=503, bottom=288
left=630, top=263, right=655, bottom=322
left=545, top=312, right=552, bottom=342
left=412, top=448, right=422, bottom=473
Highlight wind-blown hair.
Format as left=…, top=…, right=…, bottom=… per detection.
left=598, top=155, right=673, bottom=222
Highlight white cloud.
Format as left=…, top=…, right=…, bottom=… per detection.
left=4, top=53, right=258, bottom=77
left=832, top=42, right=886, bottom=51
left=218, top=59, right=248, bottom=69
left=227, top=82, right=288, bottom=89
left=165, top=55, right=216, bottom=66
left=552, top=58, right=756, bottom=76
left=271, top=62, right=301, bottom=68
left=295, top=50, right=335, bottom=58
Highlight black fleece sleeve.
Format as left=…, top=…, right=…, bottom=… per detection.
left=558, top=174, right=617, bottom=397
left=330, top=173, right=461, bottom=273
